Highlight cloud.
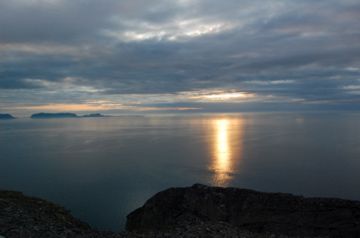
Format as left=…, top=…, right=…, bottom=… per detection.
left=13, top=102, right=200, bottom=113
left=0, top=0, right=359, bottom=114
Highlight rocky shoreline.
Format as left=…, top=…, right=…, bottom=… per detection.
left=1, top=184, right=360, bottom=238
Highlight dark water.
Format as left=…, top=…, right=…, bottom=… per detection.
left=1, top=112, right=360, bottom=231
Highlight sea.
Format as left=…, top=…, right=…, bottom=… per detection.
left=1, top=112, right=360, bottom=231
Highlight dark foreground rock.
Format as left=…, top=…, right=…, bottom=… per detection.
left=0, top=191, right=120, bottom=238
left=127, top=184, right=360, bottom=238
left=2, top=185, right=360, bottom=238
left=0, top=190, right=270, bottom=238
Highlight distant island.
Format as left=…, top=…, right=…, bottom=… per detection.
left=30, top=112, right=107, bottom=119
left=0, top=113, right=15, bottom=120
left=31, top=112, right=78, bottom=119
left=82, top=113, right=106, bottom=118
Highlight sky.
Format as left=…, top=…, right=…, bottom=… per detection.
left=0, top=0, right=359, bottom=116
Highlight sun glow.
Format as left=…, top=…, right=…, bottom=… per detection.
left=106, top=20, right=234, bottom=42
left=15, top=102, right=200, bottom=112
left=18, top=103, right=118, bottom=111
left=191, top=91, right=256, bottom=102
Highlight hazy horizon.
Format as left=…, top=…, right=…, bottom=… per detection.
left=3, top=109, right=360, bottom=119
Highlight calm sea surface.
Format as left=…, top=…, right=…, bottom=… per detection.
left=1, top=112, right=360, bottom=231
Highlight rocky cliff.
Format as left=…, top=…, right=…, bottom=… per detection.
left=127, top=184, right=360, bottom=238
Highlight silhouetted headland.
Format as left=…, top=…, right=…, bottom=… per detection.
left=1, top=184, right=360, bottom=238
left=0, top=113, right=15, bottom=120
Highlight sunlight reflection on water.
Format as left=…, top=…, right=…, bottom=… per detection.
left=211, top=117, right=244, bottom=186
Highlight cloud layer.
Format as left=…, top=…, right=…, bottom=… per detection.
left=1, top=0, right=359, bottom=115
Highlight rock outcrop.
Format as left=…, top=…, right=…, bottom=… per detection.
left=2, top=185, right=360, bottom=238
left=0, top=191, right=120, bottom=238
left=126, top=184, right=360, bottom=238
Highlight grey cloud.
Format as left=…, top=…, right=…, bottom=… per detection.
left=0, top=0, right=359, bottom=112
left=0, top=0, right=120, bottom=43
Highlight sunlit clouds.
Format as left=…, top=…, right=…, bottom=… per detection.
left=15, top=103, right=124, bottom=112
left=105, top=20, right=235, bottom=42
left=13, top=101, right=201, bottom=113
left=191, top=91, right=256, bottom=102
left=2, top=87, right=328, bottom=115
left=9, top=89, right=258, bottom=113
